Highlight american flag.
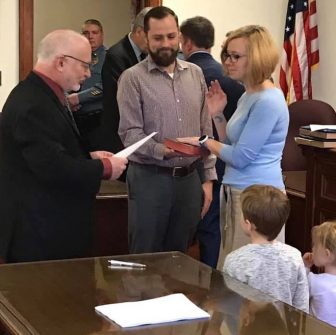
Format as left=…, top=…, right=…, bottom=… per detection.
left=279, top=0, right=319, bottom=103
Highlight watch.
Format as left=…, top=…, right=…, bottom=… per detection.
left=199, top=135, right=212, bottom=148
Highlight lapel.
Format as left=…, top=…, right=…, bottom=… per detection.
left=62, top=99, right=81, bottom=137
left=27, top=72, right=81, bottom=138
left=122, top=35, right=139, bottom=65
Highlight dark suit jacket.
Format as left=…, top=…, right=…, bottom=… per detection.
left=187, top=52, right=245, bottom=181
left=100, top=35, right=139, bottom=153
left=187, top=52, right=245, bottom=121
left=0, top=72, right=103, bottom=262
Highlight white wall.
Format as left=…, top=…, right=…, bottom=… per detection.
left=312, top=0, right=336, bottom=110
left=34, top=0, right=132, bottom=62
left=0, top=0, right=19, bottom=109
left=164, top=0, right=336, bottom=110
left=1, top=0, right=336, bottom=110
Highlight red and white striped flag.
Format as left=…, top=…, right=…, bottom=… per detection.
left=279, top=0, right=319, bottom=104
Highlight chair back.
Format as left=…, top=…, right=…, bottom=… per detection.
left=282, top=99, right=336, bottom=171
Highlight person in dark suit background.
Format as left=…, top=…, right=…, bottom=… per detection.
left=67, top=19, right=106, bottom=150
left=0, top=29, right=127, bottom=263
left=99, top=7, right=152, bottom=168
left=180, top=16, right=245, bottom=267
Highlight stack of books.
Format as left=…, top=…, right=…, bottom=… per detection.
left=295, top=125, right=336, bottom=148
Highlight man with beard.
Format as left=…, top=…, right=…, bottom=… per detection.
left=117, top=6, right=216, bottom=253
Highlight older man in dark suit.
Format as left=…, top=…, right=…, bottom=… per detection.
left=180, top=16, right=245, bottom=267
left=99, top=7, right=152, bottom=164
left=0, top=30, right=127, bottom=263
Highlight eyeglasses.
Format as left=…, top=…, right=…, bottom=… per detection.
left=63, top=55, right=92, bottom=70
left=222, top=52, right=247, bottom=63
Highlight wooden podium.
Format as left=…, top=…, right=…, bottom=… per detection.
left=304, top=146, right=336, bottom=233
left=284, top=146, right=336, bottom=253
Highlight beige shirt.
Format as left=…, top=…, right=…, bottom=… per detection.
left=117, top=56, right=216, bottom=182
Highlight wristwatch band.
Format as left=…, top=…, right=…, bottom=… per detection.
left=199, top=135, right=213, bottom=148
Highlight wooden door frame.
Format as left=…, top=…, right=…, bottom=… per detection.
left=18, top=0, right=162, bottom=80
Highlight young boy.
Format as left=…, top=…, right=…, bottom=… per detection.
left=223, top=184, right=309, bottom=312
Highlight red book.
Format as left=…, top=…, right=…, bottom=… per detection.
left=164, top=139, right=209, bottom=157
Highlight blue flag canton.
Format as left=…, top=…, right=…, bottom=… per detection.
left=284, top=0, right=309, bottom=39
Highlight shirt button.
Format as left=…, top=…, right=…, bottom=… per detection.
left=177, top=99, right=180, bottom=102
left=178, top=118, right=182, bottom=121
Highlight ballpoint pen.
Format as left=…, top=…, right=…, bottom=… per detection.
left=108, top=260, right=147, bottom=268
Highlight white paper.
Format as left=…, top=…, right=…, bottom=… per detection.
left=95, top=293, right=210, bottom=328
left=310, top=124, right=336, bottom=131
left=114, top=132, right=157, bottom=158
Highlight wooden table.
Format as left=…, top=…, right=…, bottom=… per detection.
left=284, top=146, right=336, bottom=254
left=93, top=180, right=128, bottom=257
left=284, top=170, right=307, bottom=253
left=0, top=252, right=335, bottom=335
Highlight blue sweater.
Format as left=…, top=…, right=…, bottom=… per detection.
left=220, top=88, right=289, bottom=190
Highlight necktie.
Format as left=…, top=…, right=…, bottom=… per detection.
left=139, top=53, right=147, bottom=61
left=64, top=98, right=80, bottom=135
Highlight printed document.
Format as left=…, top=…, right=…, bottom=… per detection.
left=95, top=293, right=210, bottom=328
left=310, top=124, right=336, bottom=131
left=114, top=132, right=157, bottom=158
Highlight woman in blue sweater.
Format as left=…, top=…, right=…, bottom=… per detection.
left=180, top=25, right=289, bottom=268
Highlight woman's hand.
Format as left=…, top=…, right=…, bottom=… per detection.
left=176, top=137, right=200, bottom=147
left=206, top=80, right=228, bottom=117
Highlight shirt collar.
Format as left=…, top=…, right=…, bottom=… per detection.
left=93, top=45, right=106, bottom=55
left=33, top=70, right=66, bottom=104
left=189, top=50, right=211, bottom=58
left=128, top=32, right=142, bottom=61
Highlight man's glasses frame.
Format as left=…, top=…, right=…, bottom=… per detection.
left=63, top=55, right=92, bottom=70
left=222, top=52, right=247, bottom=63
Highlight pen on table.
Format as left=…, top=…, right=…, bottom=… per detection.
left=108, top=260, right=147, bottom=269
left=108, top=265, right=145, bottom=270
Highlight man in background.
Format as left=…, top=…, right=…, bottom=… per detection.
left=118, top=6, right=216, bottom=254
left=99, top=7, right=152, bottom=168
left=180, top=16, right=245, bottom=267
left=0, top=29, right=127, bottom=263
left=67, top=19, right=106, bottom=149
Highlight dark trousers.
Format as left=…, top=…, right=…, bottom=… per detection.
left=197, top=180, right=221, bottom=268
left=127, top=163, right=202, bottom=254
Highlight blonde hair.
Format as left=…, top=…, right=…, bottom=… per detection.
left=221, top=25, right=279, bottom=86
left=312, top=221, right=336, bottom=255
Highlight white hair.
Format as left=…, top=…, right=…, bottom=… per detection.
left=37, top=29, right=88, bottom=62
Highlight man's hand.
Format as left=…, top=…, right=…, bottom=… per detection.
left=90, top=151, right=113, bottom=159
left=106, top=156, right=128, bottom=180
left=163, top=147, right=181, bottom=159
left=201, top=181, right=213, bottom=218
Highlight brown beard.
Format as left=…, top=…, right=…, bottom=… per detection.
left=149, top=47, right=178, bottom=67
